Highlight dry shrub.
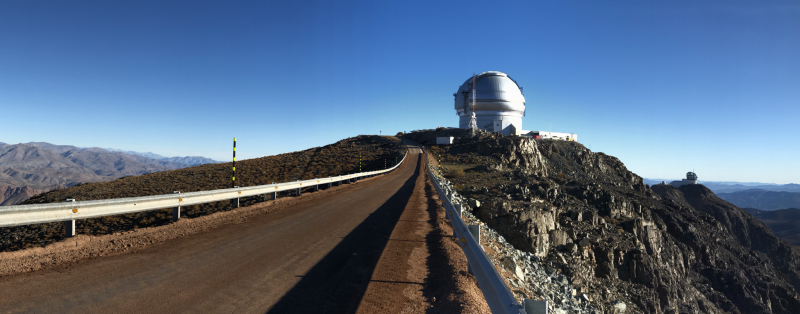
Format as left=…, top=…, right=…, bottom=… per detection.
left=446, top=168, right=465, bottom=179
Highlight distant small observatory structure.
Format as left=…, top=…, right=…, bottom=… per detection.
left=454, top=71, right=525, bottom=136
left=670, top=172, right=698, bottom=187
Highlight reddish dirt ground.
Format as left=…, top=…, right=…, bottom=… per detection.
left=354, top=149, right=491, bottom=314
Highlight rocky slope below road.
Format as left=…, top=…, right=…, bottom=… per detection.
left=404, top=129, right=800, bottom=314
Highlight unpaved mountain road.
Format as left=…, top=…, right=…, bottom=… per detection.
left=0, top=146, right=489, bottom=313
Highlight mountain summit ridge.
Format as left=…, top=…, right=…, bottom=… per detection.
left=403, top=129, right=800, bottom=313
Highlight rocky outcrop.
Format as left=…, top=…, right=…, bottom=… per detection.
left=413, top=131, right=800, bottom=314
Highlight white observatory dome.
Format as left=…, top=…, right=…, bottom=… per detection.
left=454, top=71, right=526, bottom=135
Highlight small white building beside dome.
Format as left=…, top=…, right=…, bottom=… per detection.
left=454, top=71, right=526, bottom=136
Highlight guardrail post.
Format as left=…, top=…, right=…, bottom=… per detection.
left=296, top=187, right=301, bottom=196
left=468, top=224, right=480, bottom=243
left=65, top=198, right=76, bottom=238
left=523, top=299, right=548, bottom=314
left=467, top=224, right=481, bottom=275
left=172, top=191, right=181, bottom=222
left=65, top=219, right=76, bottom=238
left=315, top=184, right=319, bottom=191
left=452, top=204, right=464, bottom=238
left=272, top=191, right=278, bottom=200
left=231, top=186, right=240, bottom=209
left=328, top=182, right=332, bottom=188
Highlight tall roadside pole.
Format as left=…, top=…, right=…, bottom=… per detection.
left=231, top=137, right=239, bottom=209
left=232, top=137, right=236, bottom=188
left=438, top=154, right=441, bottom=179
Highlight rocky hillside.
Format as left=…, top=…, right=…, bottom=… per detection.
left=1, top=135, right=404, bottom=252
left=404, top=129, right=800, bottom=314
left=718, top=189, right=800, bottom=211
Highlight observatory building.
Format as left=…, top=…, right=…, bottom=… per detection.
left=670, top=172, right=698, bottom=187
left=454, top=71, right=526, bottom=136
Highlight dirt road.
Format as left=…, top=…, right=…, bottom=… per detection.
left=0, top=146, right=489, bottom=313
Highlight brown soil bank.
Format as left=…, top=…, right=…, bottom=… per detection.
left=403, top=129, right=800, bottom=314
left=1, top=135, right=405, bottom=252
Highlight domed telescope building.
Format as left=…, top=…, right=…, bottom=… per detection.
left=454, top=71, right=526, bottom=136
left=670, top=171, right=698, bottom=187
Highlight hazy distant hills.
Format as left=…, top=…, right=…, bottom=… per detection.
left=718, top=189, right=800, bottom=211
left=745, top=208, right=800, bottom=245
left=0, top=185, right=66, bottom=206
left=706, top=183, right=800, bottom=194
left=104, top=148, right=220, bottom=166
left=643, top=178, right=800, bottom=194
left=0, top=142, right=220, bottom=205
left=643, top=178, right=800, bottom=212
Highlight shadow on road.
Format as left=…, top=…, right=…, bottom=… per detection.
left=266, top=155, right=421, bottom=314
left=421, top=170, right=474, bottom=313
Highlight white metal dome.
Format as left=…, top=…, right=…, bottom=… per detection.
left=454, top=71, right=526, bottom=135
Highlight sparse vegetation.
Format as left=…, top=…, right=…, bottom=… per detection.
left=446, top=168, right=465, bottom=179
left=555, top=172, right=567, bottom=184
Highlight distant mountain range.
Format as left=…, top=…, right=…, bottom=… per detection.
left=644, top=178, right=800, bottom=194
left=103, top=148, right=220, bottom=166
left=744, top=208, right=800, bottom=245
left=0, top=142, right=220, bottom=205
left=717, top=189, right=800, bottom=211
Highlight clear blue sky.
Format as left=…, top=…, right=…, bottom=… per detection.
left=1, top=1, right=798, bottom=184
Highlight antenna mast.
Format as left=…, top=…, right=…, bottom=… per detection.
left=468, top=73, right=478, bottom=135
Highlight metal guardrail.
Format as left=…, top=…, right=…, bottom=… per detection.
left=425, top=151, right=542, bottom=314
left=0, top=151, right=409, bottom=231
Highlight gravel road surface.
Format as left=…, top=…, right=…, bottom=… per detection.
left=0, top=144, right=490, bottom=313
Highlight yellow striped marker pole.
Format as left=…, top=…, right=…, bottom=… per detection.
left=232, top=137, right=236, bottom=188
